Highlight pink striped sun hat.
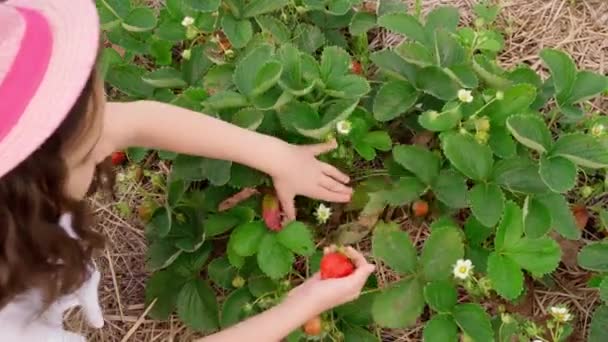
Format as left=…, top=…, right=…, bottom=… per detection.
left=0, top=0, right=100, bottom=178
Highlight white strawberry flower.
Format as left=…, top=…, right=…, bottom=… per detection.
left=458, top=89, right=474, bottom=103
left=181, top=16, right=195, bottom=27
left=181, top=49, right=192, bottom=60
left=549, top=306, right=572, bottom=322
left=315, top=204, right=332, bottom=224
left=591, top=124, right=605, bottom=137
left=336, top=120, right=352, bottom=135
left=453, top=259, right=473, bottom=280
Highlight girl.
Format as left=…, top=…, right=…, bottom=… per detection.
left=0, top=0, right=375, bottom=341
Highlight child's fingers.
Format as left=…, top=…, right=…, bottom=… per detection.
left=321, top=163, right=350, bottom=184
left=316, top=187, right=352, bottom=203
left=277, top=190, right=296, bottom=221
left=344, top=246, right=370, bottom=268
left=306, top=139, right=338, bottom=156
left=319, top=177, right=352, bottom=195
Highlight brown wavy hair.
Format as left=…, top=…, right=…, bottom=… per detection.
left=0, top=70, right=113, bottom=310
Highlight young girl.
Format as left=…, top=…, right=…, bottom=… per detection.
left=0, top=0, right=375, bottom=340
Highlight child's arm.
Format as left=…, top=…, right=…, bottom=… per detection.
left=199, top=247, right=375, bottom=342
left=105, top=101, right=352, bottom=218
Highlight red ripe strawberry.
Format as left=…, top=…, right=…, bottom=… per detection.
left=303, top=316, right=322, bottom=336
left=320, top=252, right=355, bottom=280
left=412, top=200, right=429, bottom=217
left=262, top=193, right=282, bottom=231
left=111, top=151, right=127, bottom=166
left=350, top=61, right=362, bottom=75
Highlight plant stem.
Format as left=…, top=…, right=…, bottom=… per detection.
left=414, top=0, right=422, bottom=19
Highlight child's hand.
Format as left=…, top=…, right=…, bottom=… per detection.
left=288, top=247, right=375, bottom=314
left=270, top=140, right=352, bottom=220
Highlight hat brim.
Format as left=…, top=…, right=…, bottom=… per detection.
left=0, top=0, right=100, bottom=177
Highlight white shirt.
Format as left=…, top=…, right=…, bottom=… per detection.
left=0, top=214, right=104, bottom=341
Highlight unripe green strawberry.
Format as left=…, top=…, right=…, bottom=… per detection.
left=232, top=275, right=245, bottom=288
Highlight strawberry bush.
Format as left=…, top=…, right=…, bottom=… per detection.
left=97, top=0, right=608, bottom=340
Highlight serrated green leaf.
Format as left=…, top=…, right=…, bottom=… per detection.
left=147, top=206, right=173, bottom=237
left=599, top=277, right=608, bottom=302
left=589, top=305, right=608, bottom=342
left=395, top=41, right=433, bottom=67
left=182, top=45, right=212, bottom=86
left=505, top=237, right=561, bottom=277
left=320, top=46, right=351, bottom=83
left=492, top=157, right=549, bottom=194
left=550, top=133, right=608, bottom=169
left=122, top=7, right=157, bottom=32
left=155, top=20, right=186, bottom=42
left=243, top=0, right=290, bottom=18
left=472, top=55, right=511, bottom=90
left=326, top=75, right=371, bottom=98
left=539, top=49, right=576, bottom=99
left=423, top=315, right=458, bottom=342
left=363, top=131, right=392, bottom=151
left=372, top=221, right=417, bottom=274
left=205, top=91, right=249, bottom=109
left=432, top=169, right=468, bottom=209
left=221, top=288, right=253, bottom=328
left=149, top=39, right=173, bottom=66
left=257, top=234, right=294, bottom=279
left=221, top=14, right=253, bottom=49
left=295, top=99, right=358, bottom=139
left=416, top=66, right=460, bottom=100
left=448, top=64, right=479, bottom=88
left=295, top=24, right=325, bottom=54
left=487, top=253, right=523, bottom=301
left=372, top=277, right=425, bottom=328
left=100, top=0, right=131, bottom=19
left=230, top=221, right=268, bottom=256
left=393, top=145, right=440, bottom=185
left=176, top=279, right=219, bottom=332
left=143, top=68, right=187, bottom=88
left=468, top=183, right=504, bottom=228
left=98, top=48, right=122, bottom=79
left=578, top=242, right=608, bottom=272
left=373, top=80, right=418, bottom=121
left=276, top=221, right=315, bottom=256
left=383, top=176, right=427, bottom=206
left=506, top=114, right=552, bottom=153
left=442, top=132, right=494, bottom=181
left=418, top=103, right=462, bottom=132
left=425, top=6, right=459, bottom=34
left=256, top=15, right=290, bottom=43
left=488, top=126, right=517, bottom=158
left=145, top=270, right=184, bottom=320
left=350, top=11, right=377, bottom=36
left=234, top=45, right=274, bottom=97
left=231, top=108, right=264, bottom=131
left=534, top=193, right=579, bottom=240
left=434, top=29, right=466, bottom=67
left=201, top=158, right=232, bottom=186
left=453, top=303, right=494, bottom=342
left=485, top=84, right=537, bottom=126
left=564, top=71, right=608, bottom=104
left=539, top=155, right=577, bottom=193
left=464, top=216, right=492, bottom=247
left=523, top=197, right=552, bottom=238
left=421, top=225, right=464, bottom=281
left=424, top=280, right=457, bottom=312
left=378, top=13, right=427, bottom=45
left=343, top=325, right=379, bottom=342
left=494, top=201, right=523, bottom=251
left=207, top=257, right=237, bottom=289
left=106, top=64, right=155, bottom=97
left=251, top=60, right=283, bottom=97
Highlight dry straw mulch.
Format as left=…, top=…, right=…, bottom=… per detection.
left=67, top=0, right=607, bottom=341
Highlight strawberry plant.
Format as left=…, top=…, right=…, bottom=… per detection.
left=97, top=0, right=608, bottom=340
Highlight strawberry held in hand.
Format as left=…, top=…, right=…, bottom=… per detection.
left=111, top=151, right=126, bottom=166
left=320, top=251, right=355, bottom=279
left=262, top=193, right=282, bottom=231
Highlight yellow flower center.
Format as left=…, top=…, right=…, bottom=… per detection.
left=458, top=266, right=468, bottom=274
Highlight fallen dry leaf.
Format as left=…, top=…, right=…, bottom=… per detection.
left=551, top=232, right=583, bottom=269
left=571, top=204, right=589, bottom=230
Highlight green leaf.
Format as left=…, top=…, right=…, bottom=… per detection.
left=565, top=71, right=608, bottom=104
left=539, top=49, right=576, bottom=98
left=221, top=14, right=253, bottom=49
left=534, top=193, right=580, bottom=240
left=276, top=221, right=315, bottom=256
left=488, top=126, right=517, bottom=158
left=434, top=29, right=466, bottom=67
left=343, top=325, right=380, bottom=342
left=252, top=61, right=283, bottom=97
left=448, top=64, right=479, bottom=88
left=336, top=292, right=376, bottom=326
left=325, top=75, right=371, bottom=98
left=453, top=303, right=494, bottom=342
left=363, top=131, right=392, bottom=151
left=122, top=7, right=157, bottom=32
left=418, top=103, right=462, bottom=132
left=506, top=114, right=552, bottom=153
left=378, top=13, right=427, bottom=45
left=185, top=0, right=220, bottom=12
left=231, top=108, right=264, bottom=130
left=472, top=55, right=511, bottom=90
left=491, top=157, right=548, bottom=194
left=182, top=45, right=212, bottom=86
left=539, top=155, right=577, bottom=193
left=147, top=207, right=172, bottom=237
left=294, top=24, right=325, bottom=54
left=424, top=280, right=457, bottom=312
left=494, top=201, right=523, bottom=251
left=98, top=48, right=122, bottom=79
left=155, top=20, right=186, bottom=42
left=442, top=132, right=494, bottom=181
left=373, top=80, right=418, bottom=121
left=320, top=46, right=351, bottom=83
left=372, top=277, right=425, bottom=328
left=350, top=11, right=377, bottom=36
left=370, top=49, right=417, bottom=81
left=145, top=270, right=184, bottom=320
left=464, top=216, right=493, bottom=247
left=589, top=305, right=608, bottom=342
left=600, top=277, right=608, bottom=302
left=432, top=169, right=468, bottom=209
left=393, top=145, right=440, bottom=185
left=487, top=253, right=523, bottom=300
left=382, top=176, right=427, bottom=206
left=176, top=279, right=219, bottom=332
left=416, top=66, right=459, bottom=100
left=294, top=99, right=358, bottom=139
left=257, top=234, right=295, bottom=279
left=234, top=45, right=274, bottom=97
left=505, top=237, right=561, bottom=277
left=204, top=64, right=235, bottom=93
left=372, top=221, right=417, bottom=274
left=106, top=64, right=155, bottom=97
left=248, top=273, right=277, bottom=297
left=423, top=315, right=458, bottom=342
left=256, top=15, right=290, bottom=43
left=205, top=91, right=248, bottom=109
left=201, top=158, right=232, bottom=186
left=208, top=257, right=238, bottom=289
left=468, top=183, right=504, bottom=228
left=100, top=0, right=131, bottom=19
left=221, top=288, right=253, bottom=328
left=243, top=0, right=289, bottom=18
left=377, top=0, right=408, bottom=16
left=149, top=39, right=173, bottom=66
left=578, top=242, right=608, bottom=272
left=550, top=133, right=608, bottom=169
left=143, top=68, right=188, bottom=88
left=484, top=84, right=536, bottom=126
left=523, top=197, right=552, bottom=238
left=425, top=6, right=460, bottom=33
left=421, top=225, right=465, bottom=281
left=395, top=42, right=433, bottom=67
left=230, top=221, right=268, bottom=256
left=205, top=208, right=253, bottom=238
